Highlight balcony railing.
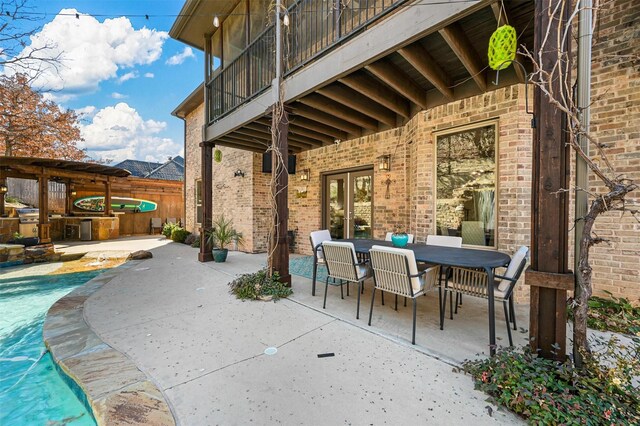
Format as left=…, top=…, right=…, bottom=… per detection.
left=206, top=0, right=406, bottom=124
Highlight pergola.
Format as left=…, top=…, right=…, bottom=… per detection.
left=0, top=156, right=130, bottom=243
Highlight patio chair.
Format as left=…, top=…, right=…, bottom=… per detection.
left=150, top=217, right=163, bottom=234
left=321, top=241, right=371, bottom=319
left=384, top=232, right=415, bottom=243
left=166, top=218, right=177, bottom=225
left=441, top=246, right=529, bottom=346
left=425, top=235, right=463, bottom=307
left=461, top=221, right=485, bottom=245
left=368, top=245, right=440, bottom=344
left=309, top=230, right=332, bottom=296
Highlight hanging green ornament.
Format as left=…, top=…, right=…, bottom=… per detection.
left=214, top=148, right=222, bottom=163
left=488, top=25, right=517, bottom=71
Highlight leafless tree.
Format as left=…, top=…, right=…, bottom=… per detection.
left=522, top=0, right=639, bottom=366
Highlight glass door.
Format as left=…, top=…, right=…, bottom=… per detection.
left=324, top=169, right=373, bottom=239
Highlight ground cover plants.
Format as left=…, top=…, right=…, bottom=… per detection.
left=568, top=291, right=640, bottom=336
left=463, top=337, right=640, bottom=425
left=228, top=269, right=292, bottom=301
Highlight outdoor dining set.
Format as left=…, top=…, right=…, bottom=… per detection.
left=309, top=230, right=529, bottom=356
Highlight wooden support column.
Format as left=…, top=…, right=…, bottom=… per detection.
left=0, top=177, right=6, bottom=217
left=527, top=0, right=572, bottom=361
left=198, top=142, right=214, bottom=262
left=65, top=182, right=74, bottom=216
left=104, top=178, right=112, bottom=216
left=38, top=174, right=51, bottom=243
left=271, top=109, right=291, bottom=285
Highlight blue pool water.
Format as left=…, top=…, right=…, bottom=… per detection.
left=0, top=269, right=104, bottom=426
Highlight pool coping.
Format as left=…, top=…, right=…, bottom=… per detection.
left=43, top=260, right=176, bottom=426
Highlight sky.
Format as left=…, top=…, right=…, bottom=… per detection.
left=3, top=0, right=204, bottom=164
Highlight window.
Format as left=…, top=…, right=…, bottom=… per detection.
left=434, top=122, right=497, bottom=247
left=195, top=180, right=203, bottom=225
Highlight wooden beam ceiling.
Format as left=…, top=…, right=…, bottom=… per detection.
left=231, top=127, right=310, bottom=151
left=287, top=116, right=348, bottom=141
left=254, top=117, right=334, bottom=145
left=244, top=123, right=321, bottom=148
left=439, top=23, right=487, bottom=92
left=292, top=103, right=362, bottom=137
left=215, top=138, right=270, bottom=154
left=316, top=84, right=397, bottom=127
left=298, top=94, right=379, bottom=131
left=365, top=61, right=428, bottom=110
left=340, top=73, right=410, bottom=119
left=398, top=44, right=454, bottom=100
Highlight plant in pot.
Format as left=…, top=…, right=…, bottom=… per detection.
left=9, top=232, right=39, bottom=247
left=391, top=226, right=409, bottom=247
left=205, top=215, right=243, bottom=262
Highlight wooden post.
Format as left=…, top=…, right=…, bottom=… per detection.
left=271, top=109, right=291, bottom=285
left=0, top=177, right=6, bottom=217
left=198, top=142, right=214, bottom=262
left=65, top=182, right=74, bottom=216
left=526, top=0, right=573, bottom=360
left=38, top=174, right=51, bottom=243
left=104, top=178, right=112, bottom=216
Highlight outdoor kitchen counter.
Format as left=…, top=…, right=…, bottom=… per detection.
left=50, top=216, right=119, bottom=241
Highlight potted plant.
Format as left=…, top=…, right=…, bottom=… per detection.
left=9, top=232, right=40, bottom=247
left=205, top=215, right=243, bottom=262
left=391, top=227, right=409, bottom=247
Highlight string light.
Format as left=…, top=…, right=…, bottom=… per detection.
left=282, top=12, right=289, bottom=27
left=213, top=15, right=220, bottom=28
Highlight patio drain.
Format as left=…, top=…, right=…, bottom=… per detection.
left=264, top=347, right=277, bottom=356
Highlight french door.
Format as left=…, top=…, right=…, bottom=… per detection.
left=324, top=169, right=373, bottom=239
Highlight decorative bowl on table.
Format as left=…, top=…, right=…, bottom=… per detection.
left=391, top=232, right=409, bottom=247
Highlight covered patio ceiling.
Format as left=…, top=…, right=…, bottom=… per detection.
left=213, top=0, right=534, bottom=154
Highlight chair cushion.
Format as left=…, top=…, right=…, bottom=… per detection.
left=497, top=246, right=529, bottom=293
left=426, top=235, right=462, bottom=248
left=371, top=245, right=422, bottom=293
left=357, top=264, right=371, bottom=279
left=310, top=230, right=331, bottom=260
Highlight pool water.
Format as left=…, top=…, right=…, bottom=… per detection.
left=0, top=269, right=104, bottom=426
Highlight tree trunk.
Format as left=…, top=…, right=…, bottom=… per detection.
left=573, top=208, right=596, bottom=368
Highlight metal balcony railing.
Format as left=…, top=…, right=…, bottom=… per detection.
left=206, top=0, right=406, bottom=124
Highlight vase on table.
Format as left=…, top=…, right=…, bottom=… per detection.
left=391, top=232, right=409, bottom=247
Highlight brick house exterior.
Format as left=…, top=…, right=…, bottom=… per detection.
left=171, top=0, right=638, bottom=304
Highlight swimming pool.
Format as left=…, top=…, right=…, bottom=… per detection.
left=0, top=269, right=103, bottom=426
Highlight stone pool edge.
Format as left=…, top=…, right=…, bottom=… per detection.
left=43, top=260, right=176, bottom=426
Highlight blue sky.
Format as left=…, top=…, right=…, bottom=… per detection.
left=7, top=0, right=204, bottom=163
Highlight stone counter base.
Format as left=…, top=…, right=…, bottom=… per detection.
left=43, top=261, right=175, bottom=425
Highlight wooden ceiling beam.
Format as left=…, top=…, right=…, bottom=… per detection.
left=215, top=138, right=271, bottom=154
left=255, top=117, right=333, bottom=145
left=231, top=127, right=311, bottom=151
left=244, top=123, right=320, bottom=148
left=365, top=61, right=428, bottom=110
left=340, top=73, right=410, bottom=119
left=439, top=23, right=487, bottom=92
left=399, top=43, right=454, bottom=100
left=491, top=2, right=526, bottom=83
left=298, top=94, right=379, bottom=131
left=287, top=116, right=349, bottom=141
left=316, top=84, right=397, bottom=127
left=292, top=103, right=362, bottom=137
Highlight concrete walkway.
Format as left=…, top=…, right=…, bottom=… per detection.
left=83, top=241, right=522, bottom=425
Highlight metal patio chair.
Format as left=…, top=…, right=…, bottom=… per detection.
left=368, top=245, right=441, bottom=344
left=321, top=241, right=371, bottom=319
left=425, top=234, right=463, bottom=308
left=150, top=217, right=162, bottom=234
left=309, top=230, right=332, bottom=296
left=441, top=246, right=529, bottom=346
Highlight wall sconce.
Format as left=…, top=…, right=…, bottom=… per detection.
left=70, top=190, right=77, bottom=197
left=299, top=168, right=310, bottom=181
left=377, top=154, right=391, bottom=172
left=234, top=170, right=245, bottom=178
left=0, top=184, right=7, bottom=194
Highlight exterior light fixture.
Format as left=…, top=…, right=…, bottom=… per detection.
left=213, top=15, right=220, bottom=28
left=234, top=170, right=245, bottom=178
left=0, top=184, right=7, bottom=194
left=299, top=168, right=310, bottom=181
left=283, top=12, right=290, bottom=26
left=70, top=190, right=77, bottom=197
left=377, top=154, right=391, bottom=172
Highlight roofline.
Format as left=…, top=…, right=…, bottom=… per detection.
left=169, top=0, right=203, bottom=49
left=171, top=82, right=205, bottom=118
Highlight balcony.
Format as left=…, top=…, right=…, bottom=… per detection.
left=206, top=0, right=407, bottom=125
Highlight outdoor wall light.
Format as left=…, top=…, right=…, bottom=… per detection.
left=299, top=168, right=310, bottom=181
left=234, top=170, right=245, bottom=178
left=377, top=154, right=391, bottom=172
left=70, top=190, right=77, bottom=197
left=0, top=184, right=7, bottom=194
left=213, top=15, right=220, bottom=28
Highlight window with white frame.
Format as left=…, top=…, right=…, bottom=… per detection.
left=435, top=121, right=498, bottom=247
left=195, top=180, right=203, bottom=226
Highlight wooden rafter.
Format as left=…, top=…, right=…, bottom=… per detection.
left=398, top=44, right=454, bottom=99
left=491, top=2, right=526, bottom=83
left=244, top=123, right=320, bottom=148
left=229, top=128, right=308, bottom=151
left=365, top=61, right=428, bottom=110
left=255, top=117, right=334, bottom=145
left=298, top=94, right=379, bottom=131
left=340, top=73, right=410, bottom=119
left=287, top=116, right=348, bottom=141
left=316, top=84, right=397, bottom=127
left=292, top=103, right=362, bottom=137
left=439, top=23, right=487, bottom=92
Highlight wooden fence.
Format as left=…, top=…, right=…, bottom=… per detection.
left=6, top=178, right=66, bottom=212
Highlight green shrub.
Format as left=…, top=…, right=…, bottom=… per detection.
left=162, top=222, right=179, bottom=238
left=170, top=227, right=190, bottom=243
left=184, top=234, right=197, bottom=246
left=568, top=291, right=640, bottom=336
left=463, top=337, right=640, bottom=424
left=228, top=269, right=292, bottom=301
left=191, top=237, right=201, bottom=248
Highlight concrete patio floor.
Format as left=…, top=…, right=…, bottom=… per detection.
left=79, top=240, right=524, bottom=424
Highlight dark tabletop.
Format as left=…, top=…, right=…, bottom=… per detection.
left=344, top=239, right=511, bottom=269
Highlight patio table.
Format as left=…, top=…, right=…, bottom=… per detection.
left=343, top=238, right=511, bottom=356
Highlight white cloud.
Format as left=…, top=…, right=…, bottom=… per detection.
left=117, top=71, right=138, bottom=83
left=144, top=72, right=154, bottom=78
left=75, top=105, right=96, bottom=117
left=8, top=9, right=167, bottom=99
left=111, top=92, right=127, bottom=99
left=79, top=103, right=181, bottom=163
left=166, top=47, right=194, bottom=65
